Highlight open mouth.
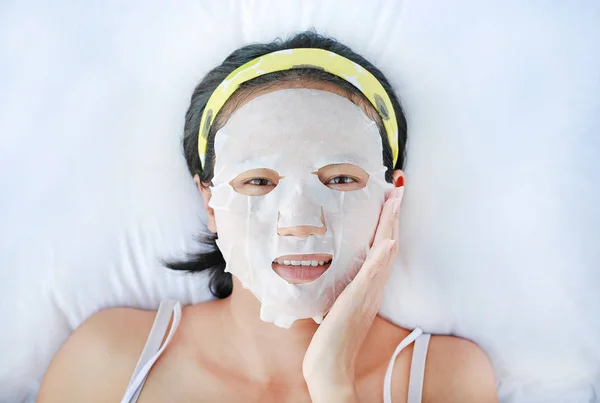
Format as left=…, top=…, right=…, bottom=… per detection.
left=271, top=254, right=333, bottom=284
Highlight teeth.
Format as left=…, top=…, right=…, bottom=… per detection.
left=273, top=259, right=332, bottom=267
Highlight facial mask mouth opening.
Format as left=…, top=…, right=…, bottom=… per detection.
left=271, top=254, right=333, bottom=284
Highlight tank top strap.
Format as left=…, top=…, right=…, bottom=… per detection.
left=383, top=328, right=431, bottom=403
left=407, top=333, right=431, bottom=403
left=120, top=300, right=182, bottom=403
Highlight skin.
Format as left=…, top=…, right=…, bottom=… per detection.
left=37, top=81, right=498, bottom=403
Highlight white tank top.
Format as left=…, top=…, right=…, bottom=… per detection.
left=120, top=300, right=431, bottom=403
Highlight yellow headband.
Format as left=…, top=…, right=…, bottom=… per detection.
left=197, top=48, right=399, bottom=168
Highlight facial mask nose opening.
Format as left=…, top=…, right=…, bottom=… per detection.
left=277, top=208, right=327, bottom=237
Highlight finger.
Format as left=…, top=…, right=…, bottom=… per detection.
left=368, top=188, right=395, bottom=247
left=318, top=241, right=397, bottom=361
left=334, top=241, right=395, bottom=313
left=372, top=188, right=400, bottom=246
left=334, top=243, right=395, bottom=330
left=359, top=240, right=396, bottom=282
left=358, top=240, right=397, bottom=295
left=392, top=186, right=404, bottom=243
left=362, top=186, right=403, bottom=290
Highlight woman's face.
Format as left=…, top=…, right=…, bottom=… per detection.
left=198, top=82, right=402, bottom=328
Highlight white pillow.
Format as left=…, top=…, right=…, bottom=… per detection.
left=1, top=0, right=598, bottom=402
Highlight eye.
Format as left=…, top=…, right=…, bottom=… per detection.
left=230, top=168, right=281, bottom=196
left=326, top=176, right=357, bottom=185
left=314, top=164, right=369, bottom=192
left=245, top=178, right=276, bottom=186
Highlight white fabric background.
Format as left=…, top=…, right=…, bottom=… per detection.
left=0, top=0, right=598, bottom=402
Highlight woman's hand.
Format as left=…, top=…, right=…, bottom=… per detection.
left=303, top=185, right=404, bottom=402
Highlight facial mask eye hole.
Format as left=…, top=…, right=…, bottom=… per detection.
left=229, top=168, right=281, bottom=196
left=314, top=163, right=369, bottom=191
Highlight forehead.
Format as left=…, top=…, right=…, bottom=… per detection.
left=213, top=89, right=384, bottom=172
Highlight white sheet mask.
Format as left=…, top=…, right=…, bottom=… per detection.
left=209, top=89, right=395, bottom=328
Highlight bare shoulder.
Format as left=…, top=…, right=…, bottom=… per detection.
left=423, top=335, right=498, bottom=403
left=37, top=306, right=156, bottom=403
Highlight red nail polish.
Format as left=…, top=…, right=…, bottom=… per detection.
left=395, top=176, right=404, bottom=187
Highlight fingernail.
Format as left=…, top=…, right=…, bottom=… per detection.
left=395, top=176, right=404, bottom=187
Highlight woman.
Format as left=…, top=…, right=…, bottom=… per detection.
left=38, top=31, right=497, bottom=403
